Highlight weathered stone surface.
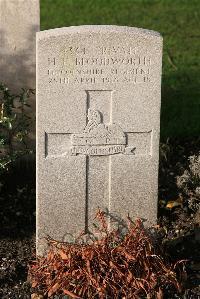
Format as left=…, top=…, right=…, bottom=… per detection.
left=37, top=26, right=163, bottom=255
left=0, top=0, right=40, bottom=145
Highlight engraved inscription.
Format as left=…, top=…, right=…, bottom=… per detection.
left=97, top=46, right=136, bottom=55
left=47, top=45, right=152, bottom=85
left=70, top=109, right=135, bottom=156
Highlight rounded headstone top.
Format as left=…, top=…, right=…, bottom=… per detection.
left=37, top=25, right=162, bottom=40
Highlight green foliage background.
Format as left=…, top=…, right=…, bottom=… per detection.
left=40, top=0, right=200, bottom=138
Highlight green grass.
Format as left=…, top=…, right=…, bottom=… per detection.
left=40, top=0, right=200, bottom=138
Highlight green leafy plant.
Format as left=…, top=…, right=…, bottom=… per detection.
left=0, top=83, right=34, bottom=175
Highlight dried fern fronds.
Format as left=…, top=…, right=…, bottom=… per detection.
left=29, top=210, right=185, bottom=298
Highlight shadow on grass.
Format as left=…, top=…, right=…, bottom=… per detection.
left=161, top=70, right=200, bottom=138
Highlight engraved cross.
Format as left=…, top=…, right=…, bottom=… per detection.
left=46, top=90, right=152, bottom=232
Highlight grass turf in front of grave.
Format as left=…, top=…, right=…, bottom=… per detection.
left=40, top=0, right=200, bottom=138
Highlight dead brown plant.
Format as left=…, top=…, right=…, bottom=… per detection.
left=29, top=210, right=185, bottom=298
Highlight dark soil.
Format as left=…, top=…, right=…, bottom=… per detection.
left=0, top=238, right=35, bottom=299
left=0, top=137, right=200, bottom=298
left=0, top=157, right=36, bottom=298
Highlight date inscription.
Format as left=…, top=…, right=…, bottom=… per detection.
left=47, top=46, right=152, bottom=85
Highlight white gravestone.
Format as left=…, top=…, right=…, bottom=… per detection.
left=36, top=26, right=163, bottom=255
left=0, top=0, right=40, bottom=146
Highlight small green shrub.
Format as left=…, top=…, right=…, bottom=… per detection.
left=0, top=83, right=34, bottom=176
